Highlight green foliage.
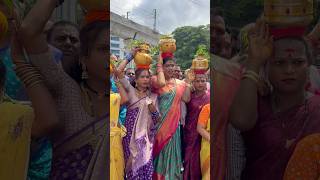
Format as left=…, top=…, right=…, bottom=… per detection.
left=3, top=0, right=13, bottom=11
left=172, top=25, right=209, bottom=70
left=160, top=34, right=173, bottom=39
left=195, top=44, right=209, bottom=60
left=213, top=0, right=263, bottom=28
left=127, top=39, right=145, bottom=50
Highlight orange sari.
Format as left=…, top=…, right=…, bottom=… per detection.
left=284, top=133, right=320, bottom=180
left=198, top=104, right=210, bottom=180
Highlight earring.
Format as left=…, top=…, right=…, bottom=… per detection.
left=82, top=63, right=89, bottom=80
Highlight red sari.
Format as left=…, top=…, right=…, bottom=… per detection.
left=183, top=91, right=210, bottom=180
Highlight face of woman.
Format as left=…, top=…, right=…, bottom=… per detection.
left=163, top=60, right=175, bottom=78
left=135, top=70, right=150, bottom=89
left=268, top=38, right=309, bottom=94
left=83, top=29, right=108, bottom=82
left=193, top=74, right=207, bottom=92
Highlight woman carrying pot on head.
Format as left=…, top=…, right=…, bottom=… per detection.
left=114, top=52, right=160, bottom=179
left=183, top=70, right=210, bottom=179
left=229, top=20, right=320, bottom=180
left=152, top=53, right=192, bottom=179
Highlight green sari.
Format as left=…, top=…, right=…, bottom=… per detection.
left=152, top=79, right=186, bottom=179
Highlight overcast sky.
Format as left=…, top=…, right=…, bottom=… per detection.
left=110, top=0, right=210, bottom=34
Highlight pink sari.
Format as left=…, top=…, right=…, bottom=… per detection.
left=212, top=53, right=320, bottom=179
left=242, top=95, right=320, bottom=180
left=183, top=91, right=210, bottom=179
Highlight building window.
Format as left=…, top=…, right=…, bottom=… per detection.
left=111, top=43, right=120, bottom=48
left=111, top=50, right=120, bottom=55
left=111, top=36, right=120, bottom=41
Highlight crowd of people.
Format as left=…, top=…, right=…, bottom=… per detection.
left=0, top=0, right=107, bottom=179
left=110, top=47, right=211, bottom=179
left=212, top=7, right=320, bottom=180
left=4, top=0, right=320, bottom=180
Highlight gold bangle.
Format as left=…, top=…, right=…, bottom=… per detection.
left=27, top=80, right=43, bottom=89
left=21, top=73, right=42, bottom=87
left=16, top=68, right=38, bottom=78
left=245, top=70, right=259, bottom=80
left=242, top=73, right=259, bottom=85
left=15, top=66, right=36, bottom=77
left=20, top=73, right=41, bottom=84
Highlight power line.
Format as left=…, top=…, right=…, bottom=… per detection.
left=130, top=11, right=154, bottom=18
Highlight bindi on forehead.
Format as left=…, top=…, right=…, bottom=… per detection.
left=275, top=40, right=307, bottom=59
left=284, top=48, right=296, bottom=58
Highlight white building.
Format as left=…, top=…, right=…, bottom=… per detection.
left=110, top=35, right=125, bottom=59
left=51, top=0, right=83, bottom=25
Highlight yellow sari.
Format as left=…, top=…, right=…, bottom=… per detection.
left=0, top=97, right=34, bottom=180
left=198, top=104, right=210, bottom=180
left=110, top=92, right=126, bottom=180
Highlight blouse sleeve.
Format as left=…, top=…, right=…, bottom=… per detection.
left=28, top=50, right=91, bottom=143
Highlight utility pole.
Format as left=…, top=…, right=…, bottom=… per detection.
left=153, top=9, right=157, bottom=31
left=126, top=11, right=130, bottom=19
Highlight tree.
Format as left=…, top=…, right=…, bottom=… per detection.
left=172, top=25, right=210, bottom=70
left=213, top=0, right=263, bottom=28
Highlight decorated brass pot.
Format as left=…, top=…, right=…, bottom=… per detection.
left=134, top=43, right=152, bottom=68
left=0, top=10, right=8, bottom=41
left=159, top=36, right=176, bottom=53
left=79, top=0, right=108, bottom=11
left=191, top=55, right=209, bottom=73
left=264, top=0, right=314, bottom=27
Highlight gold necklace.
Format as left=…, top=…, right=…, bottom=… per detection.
left=135, top=88, right=147, bottom=98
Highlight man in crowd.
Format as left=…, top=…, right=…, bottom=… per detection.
left=47, top=21, right=81, bottom=82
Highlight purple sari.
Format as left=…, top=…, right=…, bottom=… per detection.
left=183, top=91, right=210, bottom=180
left=242, top=95, right=320, bottom=180
left=120, top=78, right=158, bottom=180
